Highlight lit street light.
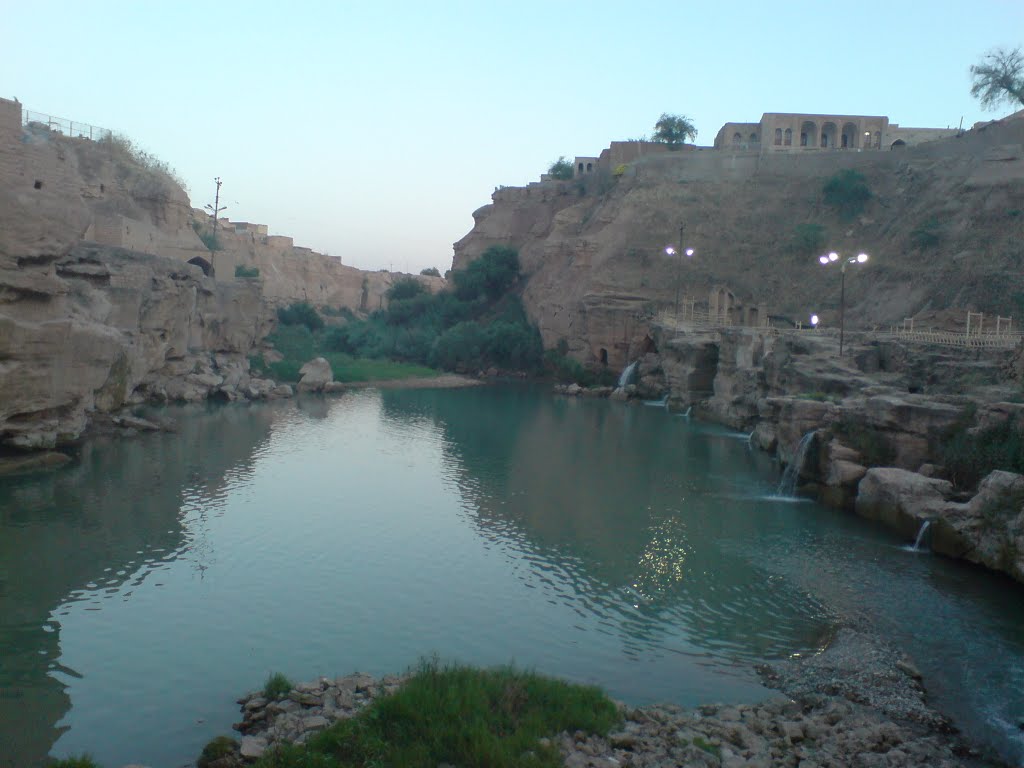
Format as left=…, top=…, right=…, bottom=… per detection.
left=810, top=314, right=819, bottom=327
left=817, top=251, right=869, bottom=355
left=665, top=225, right=695, bottom=316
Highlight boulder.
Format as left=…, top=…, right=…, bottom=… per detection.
left=298, top=358, right=334, bottom=392
left=932, top=470, right=1024, bottom=583
left=855, top=468, right=954, bottom=541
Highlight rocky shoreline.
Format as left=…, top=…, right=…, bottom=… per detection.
left=196, top=628, right=1006, bottom=768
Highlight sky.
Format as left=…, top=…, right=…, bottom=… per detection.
left=2, top=1, right=1022, bottom=273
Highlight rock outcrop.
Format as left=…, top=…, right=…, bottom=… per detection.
left=0, top=239, right=276, bottom=449
left=453, top=113, right=1024, bottom=373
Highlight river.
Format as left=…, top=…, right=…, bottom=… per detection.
left=1, top=385, right=1022, bottom=767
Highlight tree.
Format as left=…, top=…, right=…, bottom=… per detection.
left=970, top=47, right=1024, bottom=110
left=548, top=156, right=574, bottom=180
left=651, top=113, right=697, bottom=148
left=420, top=267, right=441, bottom=277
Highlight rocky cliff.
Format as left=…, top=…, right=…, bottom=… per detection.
left=453, top=111, right=1024, bottom=370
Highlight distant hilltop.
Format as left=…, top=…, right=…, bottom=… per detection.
left=565, top=111, right=963, bottom=181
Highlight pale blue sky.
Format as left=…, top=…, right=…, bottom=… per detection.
left=3, top=1, right=1022, bottom=272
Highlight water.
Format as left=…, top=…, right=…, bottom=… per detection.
left=642, top=395, right=668, bottom=408
left=1, top=388, right=1023, bottom=767
left=617, top=361, right=638, bottom=388
left=776, top=431, right=815, bottom=498
left=910, top=519, right=932, bottom=552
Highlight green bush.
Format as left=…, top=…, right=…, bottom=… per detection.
left=823, top=169, right=872, bottom=219
left=941, top=411, right=1024, bottom=490
left=420, top=267, right=442, bottom=277
left=198, top=736, right=239, bottom=768
left=199, top=231, right=222, bottom=251
left=235, top=264, right=260, bottom=279
left=277, top=302, right=324, bottom=332
left=252, top=660, right=619, bottom=768
left=263, top=672, right=293, bottom=700
left=548, top=156, right=575, bottom=180
left=387, top=277, right=427, bottom=302
left=48, top=757, right=101, bottom=768
left=910, top=217, right=943, bottom=250
left=792, top=223, right=826, bottom=256
left=452, top=245, right=520, bottom=302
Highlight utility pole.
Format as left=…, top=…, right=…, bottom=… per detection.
left=674, top=224, right=685, bottom=316
left=204, top=177, right=226, bottom=276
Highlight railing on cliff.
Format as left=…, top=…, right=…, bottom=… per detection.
left=22, top=110, right=112, bottom=141
left=883, top=329, right=1022, bottom=349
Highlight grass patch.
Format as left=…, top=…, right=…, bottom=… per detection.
left=250, top=326, right=438, bottom=384
left=264, top=672, right=293, bottom=700
left=254, top=660, right=620, bottom=768
left=235, top=265, right=260, bottom=279
left=692, top=736, right=720, bottom=757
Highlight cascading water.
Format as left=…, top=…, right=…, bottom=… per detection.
left=618, top=361, right=638, bottom=389
left=643, top=395, right=669, bottom=408
left=911, top=520, right=932, bottom=552
left=683, top=406, right=692, bottom=418
left=776, top=431, right=814, bottom=498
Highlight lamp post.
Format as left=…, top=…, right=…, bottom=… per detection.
left=665, top=225, right=694, bottom=317
left=818, top=251, right=868, bottom=355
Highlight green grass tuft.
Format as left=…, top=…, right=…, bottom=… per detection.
left=253, top=660, right=620, bottom=768
left=49, top=756, right=102, bottom=768
left=264, top=672, right=293, bottom=700
left=198, top=736, right=240, bottom=767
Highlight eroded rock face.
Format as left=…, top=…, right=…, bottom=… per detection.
left=0, top=244, right=275, bottom=449
left=855, top=468, right=955, bottom=541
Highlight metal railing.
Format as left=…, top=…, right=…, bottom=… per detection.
left=22, top=110, right=112, bottom=141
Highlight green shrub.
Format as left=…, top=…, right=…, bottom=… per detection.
left=263, top=672, right=293, bottom=700
left=48, top=757, right=101, bottom=768
left=831, top=419, right=895, bottom=467
left=234, top=264, right=260, bottom=279
left=198, top=736, right=239, bottom=768
left=387, top=277, right=427, bottom=302
left=452, top=245, right=520, bottom=302
left=420, top=267, right=442, bottom=277
left=253, top=660, right=619, bottom=768
left=612, top=164, right=628, bottom=177
left=548, top=156, right=575, bottom=180
left=910, top=217, right=943, bottom=250
left=277, top=302, right=324, bottom=332
left=823, top=169, right=872, bottom=219
left=941, top=411, right=1024, bottom=490
left=792, top=223, right=826, bottom=256
left=199, top=231, right=222, bottom=252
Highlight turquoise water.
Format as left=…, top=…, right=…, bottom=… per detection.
left=1, top=386, right=1023, bottom=767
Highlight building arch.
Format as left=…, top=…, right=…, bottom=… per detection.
left=841, top=122, right=858, bottom=148
left=873, top=131, right=882, bottom=149
left=784, top=127, right=793, bottom=146
left=187, top=256, right=212, bottom=276
left=749, top=132, right=758, bottom=143
left=820, top=122, right=838, bottom=148
left=578, top=162, right=584, bottom=173
left=800, top=120, right=817, bottom=148
left=586, top=162, right=593, bottom=172
left=890, top=139, right=907, bottom=150
left=774, top=128, right=782, bottom=146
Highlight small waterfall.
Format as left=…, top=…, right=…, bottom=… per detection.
left=911, top=520, right=932, bottom=552
left=618, top=361, right=638, bottom=389
left=776, top=432, right=814, bottom=498
left=683, top=406, right=692, bottom=418
left=643, top=395, right=669, bottom=408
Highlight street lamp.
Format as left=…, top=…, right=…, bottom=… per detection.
left=818, top=251, right=869, bottom=355
left=810, top=314, right=819, bottom=328
left=665, top=225, right=695, bottom=316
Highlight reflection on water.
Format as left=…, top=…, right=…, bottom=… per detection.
left=0, top=387, right=1022, bottom=767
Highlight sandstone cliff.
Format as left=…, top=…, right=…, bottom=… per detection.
left=453, top=111, right=1024, bottom=370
